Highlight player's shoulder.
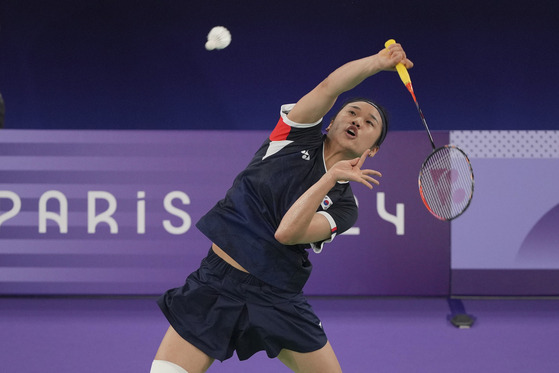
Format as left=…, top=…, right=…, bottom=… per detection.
left=280, top=104, right=322, bottom=129
left=269, top=104, right=323, bottom=142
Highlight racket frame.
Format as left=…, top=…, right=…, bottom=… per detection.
left=418, top=145, right=475, bottom=221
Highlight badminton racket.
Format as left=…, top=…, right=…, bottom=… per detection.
left=385, top=39, right=474, bottom=221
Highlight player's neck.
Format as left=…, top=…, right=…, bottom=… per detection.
left=323, top=138, right=354, bottom=171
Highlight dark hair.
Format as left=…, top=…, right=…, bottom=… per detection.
left=331, top=97, right=389, bottom=147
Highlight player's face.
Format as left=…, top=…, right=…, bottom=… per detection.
left=326, top=101, right=383, bottom=158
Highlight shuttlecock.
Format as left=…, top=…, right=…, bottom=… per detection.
left=205, top=26, right=231, bottom=50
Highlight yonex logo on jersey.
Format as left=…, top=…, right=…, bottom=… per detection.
left=321, top=195, right=333, bottom=210
left=301, top=150, right=310, bottom=160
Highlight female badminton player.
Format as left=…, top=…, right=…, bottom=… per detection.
left=151, top=42, right=413, bottom=373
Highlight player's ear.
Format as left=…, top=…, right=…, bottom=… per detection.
left=368, top=146, right=379, bottom=158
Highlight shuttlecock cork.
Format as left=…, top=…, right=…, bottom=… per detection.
left=205, top=26, right=231, bottom=50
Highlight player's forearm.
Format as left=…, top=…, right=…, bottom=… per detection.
left=287, top=54, right=385, bottom=124
left=274, top=173, right=337, bottom=245
left=320, top=54, right=385, bottom=97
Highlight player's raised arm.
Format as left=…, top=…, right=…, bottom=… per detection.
left=287, top=43, right=412, bottom=125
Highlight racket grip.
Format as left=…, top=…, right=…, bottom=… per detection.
left=384, top=39, right=411, bottom=86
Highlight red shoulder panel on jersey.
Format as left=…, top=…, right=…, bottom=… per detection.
left=269, top=117, right=292, bottom=141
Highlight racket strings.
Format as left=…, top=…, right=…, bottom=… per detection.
left=419, top=146, right=474, bottom=220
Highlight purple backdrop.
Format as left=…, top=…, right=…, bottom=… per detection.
left=450, top=131, right=559, bottom=296
left=0, top=129, right=449, bottom=296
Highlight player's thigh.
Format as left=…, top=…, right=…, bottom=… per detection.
left=154, top=325, right=215, bottom=373
left=277, top=341, right=342, bottom=373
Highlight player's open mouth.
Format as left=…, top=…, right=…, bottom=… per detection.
left=346, top=126, right=357, bottom=138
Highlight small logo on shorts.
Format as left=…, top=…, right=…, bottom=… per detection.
left=319, top=321, right=323, bottom=329
left=301, top=150, right=310, bottom=160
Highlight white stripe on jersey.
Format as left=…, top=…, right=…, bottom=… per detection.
left=263, top=140, right=294, bottom=160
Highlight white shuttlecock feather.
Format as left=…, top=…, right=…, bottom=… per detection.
left=205, top=26, right=232, bottom=50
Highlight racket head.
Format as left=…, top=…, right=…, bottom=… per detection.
left=418, top=145, right=474, bottom=221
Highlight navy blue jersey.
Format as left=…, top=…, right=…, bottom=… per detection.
left=196, top=104, right=358, bottom=292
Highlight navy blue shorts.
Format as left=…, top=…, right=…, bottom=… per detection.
left=157, top=248, right=327, bottom=362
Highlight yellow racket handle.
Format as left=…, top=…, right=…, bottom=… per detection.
left=384, top=39, right=411, bottom=86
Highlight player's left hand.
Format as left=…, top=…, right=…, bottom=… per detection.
left=329, top=149, right=382, bottom=189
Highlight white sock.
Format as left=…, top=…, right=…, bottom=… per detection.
left=150, top=360, right=189, bottom=373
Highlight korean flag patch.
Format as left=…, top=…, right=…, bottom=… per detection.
left=321, top=195, right=333, bottom=210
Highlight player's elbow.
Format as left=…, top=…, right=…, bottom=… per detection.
left=316, top=78, right=340, bottom=101
left=274, top=228, right=300, bottom=246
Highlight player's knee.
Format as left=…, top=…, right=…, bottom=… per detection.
left=150, top=360, right=189, bottom=373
